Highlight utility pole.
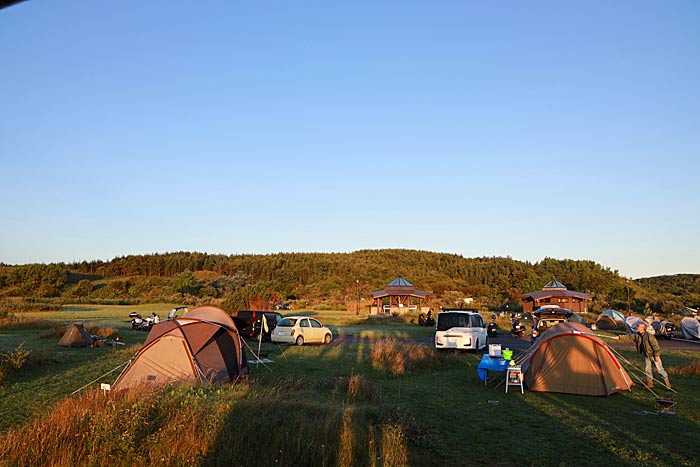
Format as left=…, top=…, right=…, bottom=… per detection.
left=626, top=279, right=631, bottom=314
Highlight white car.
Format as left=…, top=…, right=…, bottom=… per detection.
left=271, top=316, right=333, bottom=346
left=434, top=311, right=487, bottom=350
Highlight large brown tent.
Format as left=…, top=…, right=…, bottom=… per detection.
left=113, top=306, right=248, bottom=390
left=522, top=322, right=632, bottom=396
left=59, top=323, right=94, bottom=347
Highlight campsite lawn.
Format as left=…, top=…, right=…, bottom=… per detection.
left=2, top=305, right=700, bottom=466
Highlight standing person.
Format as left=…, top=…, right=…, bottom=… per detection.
left=634, top=321, right=671, bottom=389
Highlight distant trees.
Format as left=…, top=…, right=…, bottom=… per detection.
left=172, top=270, right=201, bottom=297
left=74, top=279, right=93, bottom=298
left=0, top=250, right=696, bottom=315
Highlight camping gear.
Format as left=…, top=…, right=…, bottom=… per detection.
left=59, top=323, right=95, bottom=347
left=655, top=398, right=677, bottom=415
left=112, top=306, right=248, bottom=390
left=680, top=317, right=700, bottom=339
left=505, top=365, right=524, bottom=394
left=501, top=348, right=513, bottom=360
left=651, top=320, right=675, bottom=339
left=477, top=354, right=509, bottom=384
left=522, top=322, right=633, bottom=396
left=488, top=343, right=502, bottom=357
left=595, top=310, right=626, bottom=331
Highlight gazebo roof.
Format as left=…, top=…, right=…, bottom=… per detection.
left=370, top=276, right=431, bottom=299
left=387, top=277, right=414, bottom=287
left=521, top=280, right=592, bottom=301
left=543, top=280, right=567, bottom=290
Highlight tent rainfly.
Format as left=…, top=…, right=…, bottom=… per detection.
left=59, top=323, right=95, bottom=347
left=522, top=322, right=633, bottom=396
left=112, top=306, right=248, bottom=390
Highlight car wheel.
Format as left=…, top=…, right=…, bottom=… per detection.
left=323, top=333, right=332, bottom=345
left=295, top=335, right=304, bottom=346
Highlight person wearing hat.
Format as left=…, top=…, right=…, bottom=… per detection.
left=634, top=321, right=670, bottom=389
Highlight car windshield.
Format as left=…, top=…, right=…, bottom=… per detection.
left=437, top=313, right=473, bottom=331
left=278, top=318, right=297, bottom=327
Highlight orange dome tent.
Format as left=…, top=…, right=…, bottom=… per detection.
left=522, top=322, right=632, bottom=396
left=113, top=306, right=248, bottom=390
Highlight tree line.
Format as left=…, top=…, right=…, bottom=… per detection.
left=1, top=250, right=698, bottom=315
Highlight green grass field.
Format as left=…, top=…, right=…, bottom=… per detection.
left=1, top=305, right=700, bottom=466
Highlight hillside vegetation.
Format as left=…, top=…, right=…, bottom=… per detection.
left=1, top=250, right=698, bottom=315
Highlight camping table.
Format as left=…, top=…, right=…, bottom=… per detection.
left=477, top=354, right=510, bottom=385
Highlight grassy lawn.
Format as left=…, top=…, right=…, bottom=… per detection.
left=1, top=305, right=700, bottom=466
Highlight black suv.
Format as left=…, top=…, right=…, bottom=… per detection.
left=235, top=310, right=282, bottom=340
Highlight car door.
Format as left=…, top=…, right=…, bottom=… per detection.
left=299, top=318, right=311, bottom=341
left=473, top=314, right=486, bottom=347
left=309, top=318, right=323, bottom=343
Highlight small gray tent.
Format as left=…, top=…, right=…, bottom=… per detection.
left=59, top=323, right=95, bottom=347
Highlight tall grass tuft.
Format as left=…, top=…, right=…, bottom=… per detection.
left=0, top=380, right=426, bottom=466
left=370, top=338, right=454, bottom=376
left=668, top=359, right=700, bottom=376
left=0, top=313, right=57, bottom=330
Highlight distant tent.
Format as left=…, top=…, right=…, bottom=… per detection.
left=59, top=323, right=94, bottom=347
left=680, top=317, right=700, bottom=340
left=624, top=316, right=655, bottom=335
left=522, top=322, right=633, bottom=396
left=569, top=313, right=586, bottom=325
left=112, top=306, right=248, bottom=390
left=595, top=310, right=626, bottom=331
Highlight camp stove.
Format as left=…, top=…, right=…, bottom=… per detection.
left=654, top=398, right=677, bottom=415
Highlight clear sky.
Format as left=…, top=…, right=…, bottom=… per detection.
left=1, top=1, right=698, bottom=279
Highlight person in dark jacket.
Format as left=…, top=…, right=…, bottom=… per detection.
left=634, top=322, right=671, bottom=389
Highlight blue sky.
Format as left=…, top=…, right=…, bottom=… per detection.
left=1, top=1, right=698, bottom=278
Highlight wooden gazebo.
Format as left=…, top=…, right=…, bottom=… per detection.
left=520, top=280, right=592, bottom=313
left=369, top=277, right=432, bottom=314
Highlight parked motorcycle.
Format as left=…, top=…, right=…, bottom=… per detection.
left=487, top=320, right=498, bottom=337
left=511, top=319, right=526, bottom=337
left=130, top=313, right=157, bottom=332
left=652, top=320, right=675, bottom=339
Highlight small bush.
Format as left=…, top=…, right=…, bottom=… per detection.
left=0, top=343, right=32, bottom=385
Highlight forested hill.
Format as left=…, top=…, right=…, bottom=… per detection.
left=0, top=250, right=698, bottom=314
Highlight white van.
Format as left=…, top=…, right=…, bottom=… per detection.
left=434, top=311, right=487, bottom=351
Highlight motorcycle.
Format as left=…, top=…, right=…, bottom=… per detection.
left=131, top=314, right=155, bottom=331
left=651, top=320, right=675, bottom=339
left=511, top=319, right=526, bottom=337
left=487, top=321, right=498, bottom=337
